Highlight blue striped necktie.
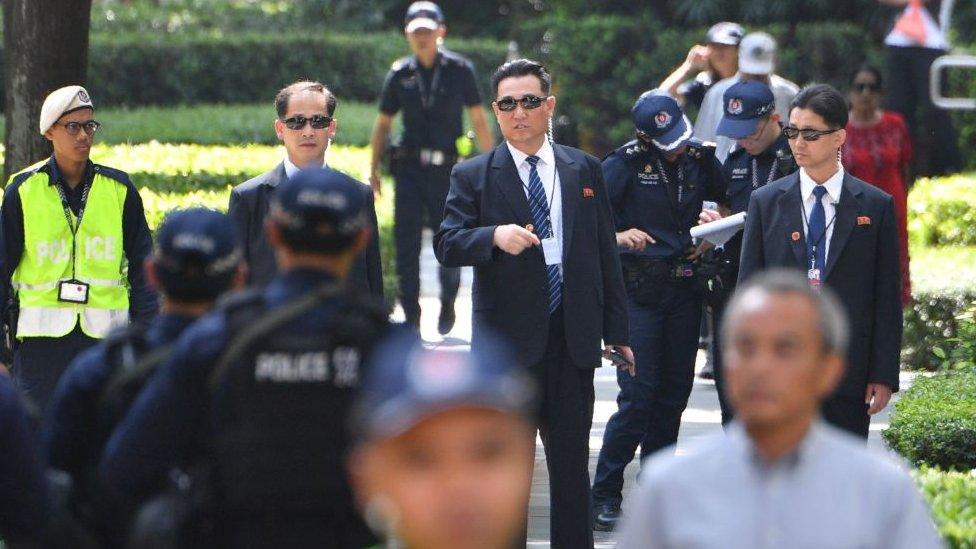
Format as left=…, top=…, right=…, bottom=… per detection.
left=526, top=155, right=562, bottom=314
left=807, top=185, right=828, bottom=273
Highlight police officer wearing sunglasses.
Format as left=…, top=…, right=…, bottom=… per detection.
left=0, top=85, right=157, bottom=415
left=592, top=90, right=727, bottom=532
left=369, top=1, right=494, bottom=333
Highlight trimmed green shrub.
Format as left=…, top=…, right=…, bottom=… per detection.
left=909, top=174, right=976, bottom=248
left=883, top=366, right=976, bottom=470
left=914, top=467, right=976, bottom=549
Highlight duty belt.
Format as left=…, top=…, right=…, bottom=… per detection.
left=393, top=147, right=458, bottom=167
left=621, top=256, right=697, bottom=282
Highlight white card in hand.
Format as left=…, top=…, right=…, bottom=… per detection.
left=541, top=237, right=562, bottom=265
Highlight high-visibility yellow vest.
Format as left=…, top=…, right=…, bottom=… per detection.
left=10, top=162, right=129, bottom=339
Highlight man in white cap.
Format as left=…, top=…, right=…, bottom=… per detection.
left=693, top=32, right=800, bottom=162
left=0, top=85, right=157, bottom=414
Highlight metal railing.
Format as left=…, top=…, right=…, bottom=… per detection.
left=930, top=54, right=976, bottom=110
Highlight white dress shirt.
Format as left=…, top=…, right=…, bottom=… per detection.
left=616, top=421, right=944, bottom=549
left=283, top=155, right=328, bottom=179
left=799, top=166, right=844, bottom=265
left=507, top=139, right=563, bottom=251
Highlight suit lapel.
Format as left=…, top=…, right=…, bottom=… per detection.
left=554, top=145, right=579, bottom=259
left=490, top=144, right=534, bottom=226
left=258, top=163, right=288, bottom=217
left=824, top=175, right=861, bottom=279
left=778, top=174, right=808, bottom=269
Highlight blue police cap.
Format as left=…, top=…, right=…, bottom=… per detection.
left=405, top=1, right=444, bottom=32
left=155, top=208, right=240, bottom=299
left=269, top=167, right=369, bottom=253
left=632, top=90, right=693, bottom=152
left=354, top=329, right=536, bottom=440
left=716, top=80, right=776, bottom=139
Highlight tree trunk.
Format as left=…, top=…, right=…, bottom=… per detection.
left=3, top=0, right=93, bottom=184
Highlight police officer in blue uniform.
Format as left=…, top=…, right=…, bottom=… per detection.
left=99, top=169, right=390, bottom=547
left=369, top=1, right=493, bottom=333
left=592, top=90, right=727, bottom=531
left=43, top=208, right=244, bottom=544
left=705, top=80, right=797, bottom=423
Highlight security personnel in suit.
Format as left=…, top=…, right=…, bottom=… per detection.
left=43, top=208, right=244, bottom=544
left=592, top=90, right=728, bottom=531
left=229, top=80, right=384, bottom=297
left=739, top=84, right=902, bottom=438
left=704, top=80, right=797, bottom=423
left=0, top=85, right=157, bottom=415
left=100, top=169, right=390, bottom=546
left=370, top=1, right=494, bottom=333
left=435, top=59, right=631, bottom=549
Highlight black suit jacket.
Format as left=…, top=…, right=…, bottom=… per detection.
left=228, top=163, right=384, bottom=297
left=738, top=172, right=903, bottom=397
left=434, top=143, right=629, bottom=368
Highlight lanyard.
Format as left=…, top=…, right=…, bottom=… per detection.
left=55, top=181, right=91, bottom=278
left=800, top=191, right=837, bottom=267
left=414, top=57, right=442, bottom=110
left=655, top=156, right=685, bottom=203
left=751, top=156, right=779, bottom=189
left=520, top=160, right=558, bottom=238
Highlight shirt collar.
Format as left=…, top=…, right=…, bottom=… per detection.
left=727, top=419, right=826, bottom=473
left=506, top=139, right=555, bottom=170
left=799, top=165, right=844, bottom=203
left=283, top=155, right=327, bottom=180
left=46, top=155, right=94, bottom=187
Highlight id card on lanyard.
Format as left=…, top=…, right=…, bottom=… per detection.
left=55, top=182, right=91, bottom=304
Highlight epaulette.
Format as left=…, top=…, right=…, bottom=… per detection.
left=686, top=138, right=717, bottom=160
left=613, top=139, right=650, bottom=160
left=92, top=164, right=132, bottom=186
left=390, top=56, right=412, bottom=71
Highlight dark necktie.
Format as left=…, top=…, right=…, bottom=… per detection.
left=807, top=185, right=828, bottom=273
left=526, top=155, right=562, bottom=314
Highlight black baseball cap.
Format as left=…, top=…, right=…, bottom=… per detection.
left=154, top=208, right=240, bottom=301
left=268, top=167, right=369, bottom=253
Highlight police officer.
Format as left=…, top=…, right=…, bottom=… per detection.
left=100, top=169, right=390, bottom=547
left=43, top=208, right=244, bottom=544
left=592, top=90, right=727, bottom=531
left=369, top=1, right=493, bottom=333
left=704, top=80, right=798, bottom=424
left=0, top=86, right=157, bottom=415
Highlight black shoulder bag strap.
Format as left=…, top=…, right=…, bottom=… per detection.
left=98, top=342, right=177, bottom=412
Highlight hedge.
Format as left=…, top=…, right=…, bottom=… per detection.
left=915, top=467, right=976, bottom=549
left=909, top=174, right=976, bottom=248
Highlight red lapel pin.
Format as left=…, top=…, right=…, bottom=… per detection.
left=791, top=231, right=801, bottom=242
left=857, top=216, right=871, bottom=226
left=582, top=187, right=595, bottom=198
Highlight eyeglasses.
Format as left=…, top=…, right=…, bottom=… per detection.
left=494, top=95, right=548, bottom=112
left=281, top=114, right=333, bottom=130
left=783, top=126, right=841, bottom=142
left=852, top=83, right=881, bottom=94
left=56, top=120, right=101, bottom=136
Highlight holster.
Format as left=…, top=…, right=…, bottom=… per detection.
left=697, top=248, right=737, bottom=309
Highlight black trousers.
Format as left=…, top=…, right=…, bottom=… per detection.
left=532, top=307, right=595, bottom=549
left=822, top=395, right=871, bottom=439
left=885, top=45, right=962, bottom=176
left=392, top=161, right=460, bottom=317
left=12, top=324, right=98, bottom=417
left=709, top=293, right=735, bottom=426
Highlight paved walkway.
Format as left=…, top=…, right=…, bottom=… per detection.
left=403, top=230, right=904, bottom=548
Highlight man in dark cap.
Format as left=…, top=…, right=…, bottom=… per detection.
left=592, top=90, right=727, bottom=531
left=43, top=207, right=245, bottom=544
left=349, top=330, right=536, bottom=549
left=660, top=22, right=745, bottom=112
left=100, top=169, right=390, bottom=546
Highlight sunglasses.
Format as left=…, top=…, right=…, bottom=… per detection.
left=281, top=114, right=333, bottom=130
left=852, top=83, right=881, bottom=94
left=783, top=126, right=841, bottom=142
left=55, top=120, right=101, bottom=136
left=494, top=95, right=548, bottom=112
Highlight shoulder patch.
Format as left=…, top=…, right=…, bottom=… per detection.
left=615, top=139, right=649, bottom=160
left=391, top=56, right=411, bottom=71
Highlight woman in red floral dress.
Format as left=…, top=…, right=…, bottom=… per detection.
left=843, top=65, right=914, bottom=305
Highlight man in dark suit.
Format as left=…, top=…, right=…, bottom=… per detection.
left=434, top=59, right=632, bottom=549
left=739, top=84, right=902, bottom=439
left=228, top=80, right=384, bottom=296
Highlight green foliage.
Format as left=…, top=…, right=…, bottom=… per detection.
left=909, top=175, right=976, bottom=247
left=914, top=467, right=976, bottom=549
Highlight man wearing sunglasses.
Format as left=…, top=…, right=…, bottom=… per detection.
left=435, top=59, right=630, bottom=549
left=0, top=85, right=157, bottom=415
left=739, top=84, right=903, bottom=439
left=229, top=80, right=384, bottom=299
left=591, top=90, right=728, bottom=532
left=370, top=1, right=494, bottom=333
left=700, top=80, right=798, bottom=425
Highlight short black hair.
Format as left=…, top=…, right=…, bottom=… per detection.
left=789, top=84, right=848, bottom=129
left=274, top=80, right=337, bottom=118
left=491, top=59, right=552, bottom=97
left=849, top=64, right=883, bottom=90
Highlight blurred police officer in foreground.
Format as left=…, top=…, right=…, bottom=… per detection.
left=616, top=270, right=942, bottom=549
left=0, top=86, right=157, bottom=415
left=229, top=80, right=384, bottom=297
left=349, top=330, right=536, bottom=549
left=43, top=208, right=244, bottom=544
left=100, top=169, right=390, bottom=547
left=370, top=1, right=494, bottom=333
left=592, top=90, right=727, bottom=531
left=700, top=80, right=797, bottom=424
left=660, top=22, right=744, bottom=112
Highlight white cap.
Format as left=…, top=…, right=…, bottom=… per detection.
left=738, top=32, right=777, bottom=76
left=405, top=17, right=439, bottom=33
left=39, top=85, right=93, bottom=135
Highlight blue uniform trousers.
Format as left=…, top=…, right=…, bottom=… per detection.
left=592, top=280, right=701, bottom=507
left=13, top=324, right=98, bottom=417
